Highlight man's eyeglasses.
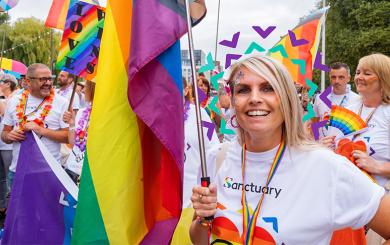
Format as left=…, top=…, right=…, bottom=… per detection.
left=28, top=76, right=55, bottom=82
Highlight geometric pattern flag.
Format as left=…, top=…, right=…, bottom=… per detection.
left=72, top=0, right=203, bottom=243
left=45, top=0, right=99, bottom=30
left=269, top=7, right=329, bottom=86
left=0, top=57, right=27, bottom=79
left=55, top=1, right=105, bottom=80
left=0, top=0, right=19, bottom=12
left=1, top=133, right=78, bottom=245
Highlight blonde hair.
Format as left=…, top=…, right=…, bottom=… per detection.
left=357, top=53, right=390, bottom=104
left=228, top=55, right=314, bottom=148
left=84, top=80, right=95, bottom=103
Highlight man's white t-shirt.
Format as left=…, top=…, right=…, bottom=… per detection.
left=3, top=93, right=69, bottom=172
left=203, top=140, right=384, bottom=244
left=314, top=87, right=360, bottom=138
left=56, top=83, right=80, bottom=110
left=183, top=104, right=220, bottom=208
left=345, top=100, right=390, bottom=187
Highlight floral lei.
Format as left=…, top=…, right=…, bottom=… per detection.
left=16, top=89, right=54, bottom=130
left=75, top=104, right=92, bottom=152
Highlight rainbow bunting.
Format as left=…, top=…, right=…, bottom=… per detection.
left=55, top=1, right=105, bottom=80
left=45, top=0, right=99, bottom=30
left=329, top=105, right=367, bottom=136
left=72, top=0, right=193, bottom=243
left=0, top=0, right=19, bottom=12
left=269, top=7, right=329, bottom=86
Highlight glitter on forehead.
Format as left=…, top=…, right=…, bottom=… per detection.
left=233, top=70, right=244, bottom=86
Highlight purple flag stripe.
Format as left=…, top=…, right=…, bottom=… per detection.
left=2, top=133, right=76, bottom=244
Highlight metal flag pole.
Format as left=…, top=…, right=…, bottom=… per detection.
left=184, top=0, right=209, bottom=188
left=320, top=0, right=326, bottom=92
left=213, top=0, right=221, bottom=70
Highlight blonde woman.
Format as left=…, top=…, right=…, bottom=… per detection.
left=348, top=53, right=390, bottom=188
left=189, top=55, right=390, bottom=244
left=344, top=53, right=390, bottom=244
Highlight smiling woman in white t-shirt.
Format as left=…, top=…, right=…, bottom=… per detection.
left=346, top=53, right=390, bottom=188
left=189, top=55, right=390, bottom=245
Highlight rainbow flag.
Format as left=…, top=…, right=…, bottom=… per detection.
left=45, top=0, right=99, bottom=30
left=269, top=7, right=329, bottom=85
left=72, top=0, right=190, bottom=243
left=56, top=1, right=105, bottom=80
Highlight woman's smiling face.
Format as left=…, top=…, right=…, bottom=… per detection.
left=232, top=67, right=284, bottom=140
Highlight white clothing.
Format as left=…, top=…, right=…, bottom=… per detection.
left=78, top=93, right=87, bottom=109
left=203, top=139, right=384, bottom=244
left=64, top=107, right=89, bottom=175
left=183, top=104, right=220, bottom=208
left=345, top=100, right=390, bottom=187
left=313, top=87, right=360, bottom=138
left=3, top=93, right=69, bottom=172
left=222, top=108, right=237, bottom=142
left=0, top=99, right=12, bottom=151
left=0, top=123, right=12, bottom=151
left=56, top=84, right=80, bottom=110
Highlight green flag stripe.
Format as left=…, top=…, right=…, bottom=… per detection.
left=72, top=151, right=109, bottom=244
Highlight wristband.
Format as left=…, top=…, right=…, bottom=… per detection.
left=69, top=125, right=75, bottom=131
left=196, top=216, right=212, bottom=228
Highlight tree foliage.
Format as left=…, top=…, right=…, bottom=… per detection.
left=0, top=12, right=10, bottom=25
left=0, top=17, right=61, bottom=68
left=324, top=0, right=390, bottom=75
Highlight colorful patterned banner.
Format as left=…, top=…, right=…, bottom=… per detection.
left=56, top=0, right=105, bottom=80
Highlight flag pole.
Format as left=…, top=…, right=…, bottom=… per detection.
left=213, top=0, right=221, bottom=71
left=67, top=77, right=79, bottom=111
left=320, top=0, right=326, bottom=92
left=184, top=0, right=209, bottom=187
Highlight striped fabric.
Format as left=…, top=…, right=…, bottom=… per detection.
left=45, top=0, right=99, bottom=30
left=72, top=0, right=192, bottom=243
left=269, top=7, right=329, bottom=85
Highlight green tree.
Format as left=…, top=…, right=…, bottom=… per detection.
left=323, top=0, right=390, bottom=80
left=0, top=12, right=10, bottom=25
left=0, top=17, right=61, bottom=67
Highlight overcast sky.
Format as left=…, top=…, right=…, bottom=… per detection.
left=8, top=0, right=319, bottom=65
